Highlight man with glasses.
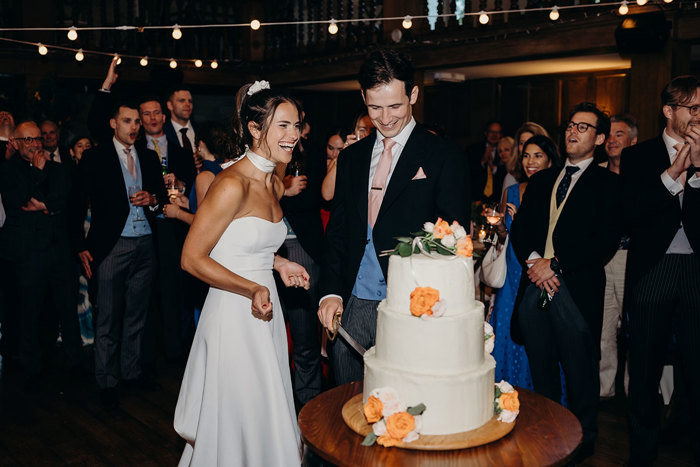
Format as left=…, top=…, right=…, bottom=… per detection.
left=621, top=76, right=700, bottom=466
left=0, top=121, right=82, bottom=390
left=511, top=102, right=621, bottom=463
left=467, top=120, right=505, bottom=202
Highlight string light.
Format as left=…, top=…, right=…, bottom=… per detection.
left=328, top=19, right=338, bottom=34
left=402, top=15, right=413, bottom=29
left=67, top=26, right=78, bottom=41
left=549, top=6, right=560, bottom=21
left=478, top=10, right=489, bottom=24
left=172, top=24, right=182, bottom=40
left=37, top=43, right=48, bottom=55
left=140, top=56, right=149, bottom=67
left=619, top=0, right=629, bottom=14
left=113, top=53, right=121, bottom=65
left=664, top=0, right=673, bottom=3
left=169, top=58, right=177, bottom=69
left=194, top=59, right=203, bottom=68
left=250, top=19, right=261, bottom=30
left=75, top=49, right=84, bottom=61
left=210, top=60, right=219, bottom=69
left=636, top=0, right=647, bottom=5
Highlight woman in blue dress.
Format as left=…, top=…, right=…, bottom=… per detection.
left=490, top=134, right=561, bottom=391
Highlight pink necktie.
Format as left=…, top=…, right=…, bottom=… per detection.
left=124, top=148, right=137, bottom=179
left=368, top=138, right=396, bottom=228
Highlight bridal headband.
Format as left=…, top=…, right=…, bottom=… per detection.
left=247, top=80, right=270, bottom=96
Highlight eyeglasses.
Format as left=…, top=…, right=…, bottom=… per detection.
left=566, top=121, right=597, bottom=133
left=673, top=104, right=700, bottom=116
left=17, top=136, right=43, bottom=144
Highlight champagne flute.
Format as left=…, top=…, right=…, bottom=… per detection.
left=128, top=185, right=145, bottom=221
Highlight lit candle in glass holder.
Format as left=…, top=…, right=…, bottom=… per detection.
left=478, top=228, right=487, bottom=243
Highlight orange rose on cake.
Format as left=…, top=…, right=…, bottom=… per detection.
left=500, top=391, right=520, bottom=412
left=456, top=236, right=473, bottom=257
left=385, top=412, right=415, bottom=439
left=432, top=218, right=452, bottom=239
left=410, top=287, right=440, bottom=317
left=364, top=395, right=384, bottom=423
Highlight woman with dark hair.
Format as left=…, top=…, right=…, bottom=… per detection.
left=489, top=134, right=561, bottom=391
left=69, top=135, right=93, bottom=162
left=174, top=82, right=309, bottom=466
left=320, top=128, right=346, bottom=225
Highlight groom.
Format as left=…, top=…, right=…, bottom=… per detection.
left=318, top=49, right=470, bottom=385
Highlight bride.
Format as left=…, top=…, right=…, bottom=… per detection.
left=174, top=82, right=309, bottom=466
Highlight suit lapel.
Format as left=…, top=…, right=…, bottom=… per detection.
left=375, top=127, right=422, bottom=226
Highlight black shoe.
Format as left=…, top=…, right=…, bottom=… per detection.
left=99, top=387, right=119, bottom=408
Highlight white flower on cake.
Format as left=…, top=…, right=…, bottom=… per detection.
left=451, top=222, right=467, bottom=239
left=441, top=233, right=456, bottom=248
left=494, top=380, right=520, bottom=424
left=484, top=322, right=495, bottom=354
left=423, top=221, right=435, bottom=233
left=422, top=299, right=446, bottom=320
left=362, top=387, right=426, bottom=447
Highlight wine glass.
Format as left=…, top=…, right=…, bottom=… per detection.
left=127, top=185, right=146, bottom=221
left=482, top=203, right=503, bottom=244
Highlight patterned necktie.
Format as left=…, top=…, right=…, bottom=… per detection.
left=152, top=138, right=163, bottom=162
left=179, top=127, right=193, bottom=154
left=555, top=166, right=580, bottom=207
left=368, top=138, right=396, bottom=228
left=483, top=166, right=493, bottom=198
left=124, top=148, right=137, bottom=179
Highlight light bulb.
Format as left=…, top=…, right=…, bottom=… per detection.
left=140, top=56, right=149, bottom=67
left=67, top=27, right=78, bottom=41
left=663, top=0, right=673, bottom=3
left=549, top=6, right=560, bottom=21
left=619, top=0, right=629, bottom=14
left=194, top=59, right=203, bottom=68
left=402, top=16, right=413, bottom=29
left=210, top=60, right=219, bottom=69
left=169, top=59, right=177, bottom=69
left=328, top=20, right=338, bottom=35
left=38, top=43, right=48, bottom=55
left=75, top=49, right=84, bottom=61
left=113, top=53, right=121, bottom=65
left=250, top=19, right=261, bottom=30
left=478, top=11, right=489, bottom=24
left=172, top=25, right=182, bottom=40
left=636, top=0, right=647, bottom=5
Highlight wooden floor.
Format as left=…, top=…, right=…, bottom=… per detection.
left=0, top=348, right=695, bottom=466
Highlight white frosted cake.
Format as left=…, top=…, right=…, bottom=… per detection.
left=363, top=253, right=496, bottom=435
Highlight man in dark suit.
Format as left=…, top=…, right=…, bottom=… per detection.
left=73, top=100, right=167, bottom=407
left=164, top=86, right=201, bottom=170
left=0, top=121, right=82, bottom=388
left=318, top=49, right=470, bottom=385
left=466, top=120, right=505, bottom=203
left=40, top=120, right=71, bottom=165
left=510, top=102, right=621, bottom=462
left=621, top=76, right=700, bottom=466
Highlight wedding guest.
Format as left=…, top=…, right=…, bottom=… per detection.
left=622, top=76, right=700, bottom=466
left=40, top=120, right=69, bottom=164
left=69, top=136, right=92, bottom=162
left=164, top=86, right=200, bottom=170
left=0, top=121, right=82, bottom=389
left=175, top=82, right=309, bottom=465
left=320, top=128, right=346, bottom=224
left=72, top=99, right=167, bottom=407
left=498, top=136, right=517, bottom=197
left=467, top=120, right=504, bottom=203
left=510, top=102, right=621, bottom=463
left=599, top=114, right=638, bottom=400
left=510, top=122, right=551, bottom=184
left=490, top=135, right=560, bottom=391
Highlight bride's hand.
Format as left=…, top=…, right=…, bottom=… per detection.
left=251, top=285, right=272, bottom=316
left=275, top=258, right=311, bottom=290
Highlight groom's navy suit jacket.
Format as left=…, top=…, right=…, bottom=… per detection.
left=321, top=124, right=470, bottom=302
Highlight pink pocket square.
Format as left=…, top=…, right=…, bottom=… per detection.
left=412, top=167, right=427, bottom=180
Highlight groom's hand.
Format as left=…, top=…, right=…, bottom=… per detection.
left=318, top=296, right=343, bottom=331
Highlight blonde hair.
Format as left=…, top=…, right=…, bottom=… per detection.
left=510, top=122, right=549, bottom=180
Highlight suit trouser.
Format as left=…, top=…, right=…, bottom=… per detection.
left=331, top=295, right=379, bottom=386
left=518, top=281, right=599, bottom=451
left=16, top=243, right=82, bottom=376
left=600, top=249, right=627, bottom=398
left=627, top=254, right=700, bottom=465
left=277, top=238, right=322, bottom=405
left=94, top=236, right=156, bottom=388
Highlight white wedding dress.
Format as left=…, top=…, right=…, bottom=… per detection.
left=174, top=216, right=301, bottom=466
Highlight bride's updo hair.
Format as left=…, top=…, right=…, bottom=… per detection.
left=231, top=82, right=303, bottom=157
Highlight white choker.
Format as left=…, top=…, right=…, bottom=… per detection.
left=245, top=149, right=277, bottom=173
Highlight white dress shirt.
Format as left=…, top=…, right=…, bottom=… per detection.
left=171, top=120, right=195, bottom=151
left=368, top=117, right=417, bottom=193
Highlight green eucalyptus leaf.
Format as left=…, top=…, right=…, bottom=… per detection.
left=362, top=432, right=378, bottom=446
left=397, top=242, right=413, bottom=257
left=407, top=403, right=426, bottom=415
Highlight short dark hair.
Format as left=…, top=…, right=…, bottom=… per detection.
left=324, top=128, right=347, bottom=145
left=168, top=85, right=191, bottom=100
left=568, top=102, right=610, bottom=138
left=196, top=121, right=229, bottom=160
left=139, top=95, right=163, bottom=109
left=358, top=49, right=414, bottom=96
left=111, top=100, right=140, bottom=119
left=661, top=75, right=700, bottom=107
left=610, top=113, right=639, bottom=140
left=520, top=134, right=562, bottom=172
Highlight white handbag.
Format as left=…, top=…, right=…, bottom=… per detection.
left=479, top=235, right=508, bottom=288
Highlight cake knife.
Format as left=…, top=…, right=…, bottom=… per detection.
left=326, top=311, right=367, bottom=356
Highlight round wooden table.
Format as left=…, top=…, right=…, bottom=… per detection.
left=299, top=382, right=582, bottom=466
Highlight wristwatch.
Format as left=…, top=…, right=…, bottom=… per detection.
left=550, top=257, right=562, bottom=276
